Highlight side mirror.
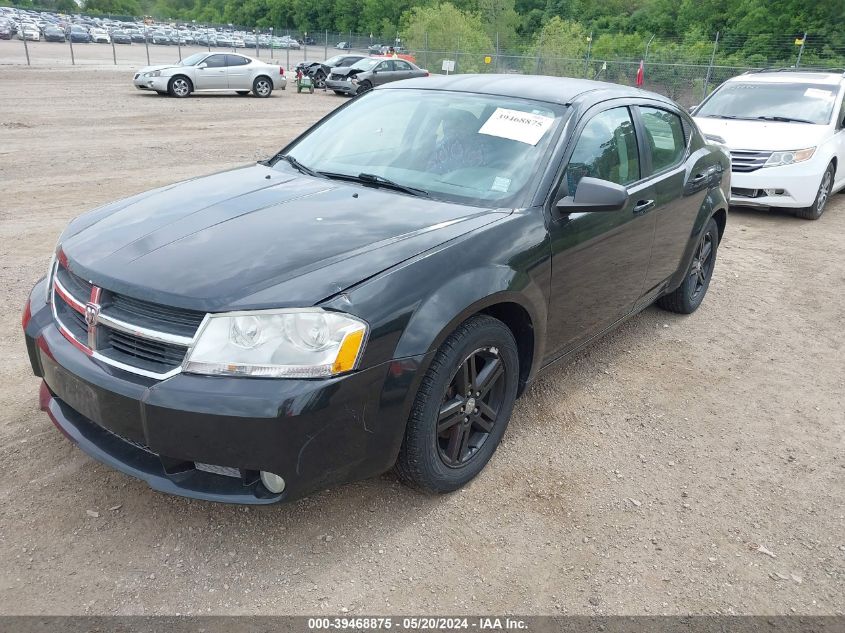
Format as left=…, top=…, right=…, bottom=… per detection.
left=688, top=104, right=698, bottom=114
left=556, top=177, right=628, bottom=214
left=197, top=62, right=207, bottom=69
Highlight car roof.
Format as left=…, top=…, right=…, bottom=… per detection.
left=383, top=73, right=671, bottom=106
left=730, top=70, right=845, bottom=86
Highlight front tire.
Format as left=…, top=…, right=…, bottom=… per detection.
left=657, top=217, right=719, bottom=314
left=395, top=315, right=519, bottom=494
left=795, top=162, right=834, bottom=220
left=167, top=75, right=192, bottom=98
left=356, top=79, right=373, bottom=95
left=252, top=76, right=273, bottom=97
left=313, top=70, right=326, bottom=88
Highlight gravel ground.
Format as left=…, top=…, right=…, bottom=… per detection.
left=0, top=65, right=843, bottom=617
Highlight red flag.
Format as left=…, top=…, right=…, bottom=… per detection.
left=636, top=60, right=644, bottom=87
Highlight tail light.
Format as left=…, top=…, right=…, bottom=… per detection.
left=21, top=296, right=32, bottom=331
left=279, top=66, right=284, bottom=75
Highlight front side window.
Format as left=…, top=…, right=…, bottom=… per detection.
left=564, top=107, right=640, bottom=196
left=696, top=82, right=838, bottom=125
left=204, top=54, right=226, bottom=68
left=640, top=107, right=686, bottom=173
left=281, top=88, right=566, bottom=207
left=376, top=61, right=393, bottom=72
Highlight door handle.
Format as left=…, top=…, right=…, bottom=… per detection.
left=691, top=173, right=708, bottom=184
left=633, top=199, right=655, bottom=215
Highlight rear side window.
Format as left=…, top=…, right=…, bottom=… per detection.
left=226, top=55, right=249, bottom=67
left=565, top=107, right=640, bottom=195
left=394, top=61, right=412, bottom=71
left=640, top=107, right=686, bottom=173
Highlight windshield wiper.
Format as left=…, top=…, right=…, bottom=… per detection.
left=755, top=115, right=817, bottom=124
left=705, top=114, right=753, bottom=120
left=273, top=154, right=320, bottom=177
left=318, top=171, right=430, bottom=198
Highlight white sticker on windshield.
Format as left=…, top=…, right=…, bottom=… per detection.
left=478, top=108, right=555, bottom=145
left=805, top=88, right=832, bottom=99
left=491, top=176, right=511, bottom=192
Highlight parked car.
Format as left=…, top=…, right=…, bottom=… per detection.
left=301, top=35, right=315, bottom=45
left=42, top=24, right=65, bottom=42
left=325, top=56, right=428, bottom=95
left=231, top=36, right=245, bottom=48
left=0, top=20, right=12, bottom=40
left=23, top=75, right=728, bottom=504
left=150, top=30, right=170, bottom=45
left=16, top=24, right=40, bottom=41
left=133, top=52, right=286, bottom=97
left=694, top=69, right=845, bottom=220
left=67, top=25, right=91, bottom=43
left=89, top=27, right=110, bottom=43
left=216, top=33, right=233, bottom=47
left=297, top=54, right=365, bottom=88
left=111, top=29, right=132, bottom=44
left=367, top=43, right=384, bottom=54
left=335, top=41, right=351, bottom=49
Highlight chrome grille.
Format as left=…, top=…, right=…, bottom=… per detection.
left=52, top=262, right=205, bottom=379
left=729, top=150, right=772, bottom=173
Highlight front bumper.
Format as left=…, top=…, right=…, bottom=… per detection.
left=133, top=74, right=168, bottom=91
left=24, top=280, right=425, bottom=504
left=729, top=160, right=824, bottom=209
left=325, top=78, right=357, bottom=94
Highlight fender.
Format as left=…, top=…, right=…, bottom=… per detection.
left=393, top=265, right=548, bottom=385
left=667, top=170, right=729, bottom=293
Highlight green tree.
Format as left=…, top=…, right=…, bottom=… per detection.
left=528, top=16, right=589, bottom=76
left=401, top=3, right=494, bottom=72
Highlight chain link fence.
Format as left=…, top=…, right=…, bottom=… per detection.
left=4, top=16, right=844, bottom=108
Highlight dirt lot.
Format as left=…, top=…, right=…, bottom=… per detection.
left=0, top=65, right=843, bottom=616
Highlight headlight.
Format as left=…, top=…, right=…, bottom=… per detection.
left=765, top=147, right=815, bottom=168
left=183, top=308, right=368, bottom=378
left=146, top=70, right=161, bottom=77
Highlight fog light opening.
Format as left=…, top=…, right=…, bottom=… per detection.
left=764, top=188, right=785, bottom=196
left=260, top=471, right=286, bottom=494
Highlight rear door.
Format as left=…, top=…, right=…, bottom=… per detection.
left=392, top=59, right=414, bottom=80
left=545, top=104, right=657, bottom=360
left=194, top=53, right=227, bottom=90
left=633, top=104, right=705, bottom=293
left=225, top=54, right=251, bottom=89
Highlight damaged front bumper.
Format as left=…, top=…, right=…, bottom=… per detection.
left=23, top=279, right=425, bottom=504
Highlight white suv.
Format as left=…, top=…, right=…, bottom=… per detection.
left=694, top=70, right=845, bottom=219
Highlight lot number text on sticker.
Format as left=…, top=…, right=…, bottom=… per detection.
left=479, top=108, right=555, bottom=145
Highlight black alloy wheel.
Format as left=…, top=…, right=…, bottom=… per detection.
left=436, top=347, right=506, bottom=467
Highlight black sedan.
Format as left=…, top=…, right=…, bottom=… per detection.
left=23, top=75, right=729, bottom=504
left=111, top=29, right=132, bottom=44
left=43, top=25, right=65, bottom=42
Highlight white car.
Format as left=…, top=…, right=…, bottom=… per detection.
left=17, top=25, right=40, bottom=41
left=133, top=52, right=286, bottom=98
left=90, top=27, right=110, bottom=43
left=694, top=70, right=845, bottom=219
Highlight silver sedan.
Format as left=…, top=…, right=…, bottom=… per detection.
left=133, top=52, right=287, bottom=98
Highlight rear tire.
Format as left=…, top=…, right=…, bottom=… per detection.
left=657, top=217, right=719, bottom=314
left=395, top=315, right=519, bottom=494
left=252, top=76, right=273, bottom=98
left=167, top=75, right=192, bottom=98
left=795, top=162, right=834, bottom=220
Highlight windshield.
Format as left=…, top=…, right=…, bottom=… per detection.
left=351, top=58, right=381, bottom=71
left=179, top=53, right=207, bottom=66
left=323, top=55, right=346, bottom=66
left=697, top=81, right=839, bottom=125
left=279, top=88, right=566, bottom=207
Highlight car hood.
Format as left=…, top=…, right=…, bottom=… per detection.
left=694, top=117, right=831, bottom=151
left=60, top=164, right=506, bottom=312
left=330, top=67, right=358, bottom=77
left=137, top=63, right=182, bottom=74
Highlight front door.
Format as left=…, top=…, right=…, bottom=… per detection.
left=545, top=105, right=656, bottom=361
left=194, top=53, right=227, bottom=90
